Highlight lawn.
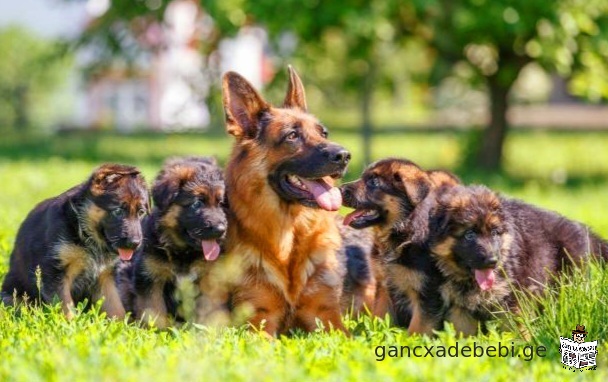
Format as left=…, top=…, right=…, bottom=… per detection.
left=0, top=130, right=607, bottom=381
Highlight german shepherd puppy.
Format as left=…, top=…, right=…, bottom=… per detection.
left=214, top=67, right=350, bottom=336
left=1, top=164, right=149, bottom=319
left=425, top=185, right=608, bottom=335
left=341, top=159, right=460, bottom=334
left=123, top=156, right=227, bottom=328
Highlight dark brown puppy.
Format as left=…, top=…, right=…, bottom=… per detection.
left=425, top=185, right=608, bottom=335
left=1, top=164, right=149, bottom=319
left=121, top=156, right=227, bottom=328
left=341, top=159, right=460, bottom=334
left=212, top=67, right=350, bottom=336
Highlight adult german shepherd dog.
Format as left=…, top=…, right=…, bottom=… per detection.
left=341, top=159, right=460, bottom=334
left=122, top=156, right=227, bottom=328
left=217, top=67, right=350, bottom=336
left=424, top=185, right=608, bottom=335
left=1, top=164, right=149, bottom=319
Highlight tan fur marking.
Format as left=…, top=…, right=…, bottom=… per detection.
left=57, top=244, right=88, bottom=318
left=94, top=266, right=126, bottom=319
left=447, top=306, right=479, bottom=336
left=136, top=285, right=168, bottom=329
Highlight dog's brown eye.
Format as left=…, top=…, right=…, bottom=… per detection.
left=137, top=209, right=147, bottom=218
left=464, top=230, right=476, bottom=241
left=286, top=131, right=299, bottom=141
left=367, top=177, right=380, bottom=188
left=491, top=229, right=500, bottom=237
left=191, top=200, right=203, bottom=210
left=320, top=130, right=328, bottom=138
left=112, top=208, right=124, bottom=218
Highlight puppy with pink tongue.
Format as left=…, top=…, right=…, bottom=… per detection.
left=121, top=157, right=227, bottom=328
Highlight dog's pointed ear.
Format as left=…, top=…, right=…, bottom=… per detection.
left=152, top=170, right=181, bottom=211
left=222, top=71, right=269, bottom=138
left=283, top=65, right=307, bottom=111
left=393, top=169, right=432, bottom=206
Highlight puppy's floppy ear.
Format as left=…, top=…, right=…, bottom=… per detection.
left=283, top=65, right=307, bottom=111
left=90, top=164, right=140, bottom=196
left=222, top=71, right=269, bottom=138
left=392, top=169, right=432, bottom=206
left=152, top=172, right=181, bottom=211
left=404, top=195, right=434, bottom=245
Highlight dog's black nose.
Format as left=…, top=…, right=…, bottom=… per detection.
left=210, top=223, right=227, bottom=236
left=332, top=149, right=351, bottom=165
left=482, top=256, right=498, bottom=268
left=121, top=238, right=141, bottom=249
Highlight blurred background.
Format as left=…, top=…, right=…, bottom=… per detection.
left=1, top=0, right=608, bottom=236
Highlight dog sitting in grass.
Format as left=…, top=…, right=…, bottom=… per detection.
left=119, top=156, right=227, bottom=328
left=422, top=184, right=608, bottom=335
left=340, top=158, right=460, bottom=334
left=1, top=164, right=149, bottom=319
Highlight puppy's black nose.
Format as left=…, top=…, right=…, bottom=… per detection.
left=483, top=256, right=498, bottom=268
left=121, top=238, right=141, bottom=249
left=210, top=223, right=227, bottom=236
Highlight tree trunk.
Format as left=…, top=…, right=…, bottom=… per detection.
left=14, top=85, right=29, bottom=132
left=476, top=75, right=511, bottom=171
left=361, top=62, right=376, bottom=168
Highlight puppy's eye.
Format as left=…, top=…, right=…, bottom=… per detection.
left=367, top=177, right=380, bottom=188
left=191, top=200, right=203, bottom=210
left=491, top=228, right=500, bottom=237
left=137, top=209, right=147, bottom=218
left=320, top=130, right=328, bottom=138
left=464, top=230, right=476, bottom=241
left=286, top=131, right=299, bottom=141
left=112, top=208, right=124, bottom=218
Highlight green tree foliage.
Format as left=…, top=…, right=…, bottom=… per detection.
left=406, top=0, right=608, bottom=170
left=0, top=26, right=72, bottom=133
left=73, top=0, right=608, bottom=170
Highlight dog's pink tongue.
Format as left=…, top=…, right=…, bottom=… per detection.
left=118, top=248, right=134, bottom=261
left=474, top=269, right=495, bottom=291
left=343, top=210, right=365, bottom=226
left=298, top=178, right=342, bottom=211
left=202, top=240, right=220, bottom=261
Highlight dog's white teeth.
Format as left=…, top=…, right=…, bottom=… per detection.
left=363, top=210, right=376, bottom=217
left=288, top=175, right=307, bottom=190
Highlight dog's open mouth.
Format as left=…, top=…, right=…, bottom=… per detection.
left=187, top=229, right=223, bottom=261
left=283, top=174, right=342, bottom=211
left=343, top=209, right=382, bottom=229
left=473, top=268, right=495, bottom=291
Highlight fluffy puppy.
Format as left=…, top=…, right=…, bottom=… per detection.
left=425, top=185, right=608, bottom=335
left=2, top=164, right=149, bottom=318
left=341, top=159, right=460, bottom=334
left=125, top=157, right=227, bottom=328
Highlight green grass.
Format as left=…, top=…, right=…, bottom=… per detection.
left=1, top=130, right=607, bottom=381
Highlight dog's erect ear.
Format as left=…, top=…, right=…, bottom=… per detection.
left=152, top=174, right=181, bottom=211
left=392, top=169, right=432, bottom=206
left=283, top=65, right=307, bottom=111
left=222, top=71, right=269, bottom=138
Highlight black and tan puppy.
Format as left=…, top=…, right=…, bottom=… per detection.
left=425, top=185, right=608, bottom=335
left=125, top=156, right=227, bottom=328
left=1, top=164, right=149, bottom=319
left=341, top=159, right=460, bottom=334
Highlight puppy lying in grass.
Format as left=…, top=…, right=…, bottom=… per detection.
left=119, top=157, right=227, bottom=328
left=1, top=164, right=149, bottom=319
left=423, top=184, right=608, bottom=335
